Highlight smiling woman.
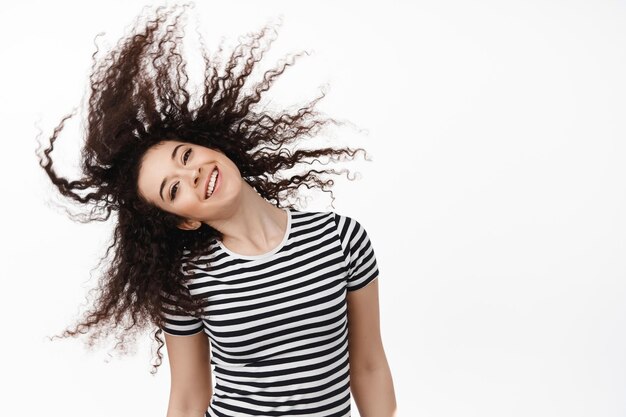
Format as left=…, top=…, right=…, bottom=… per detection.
left=36, top=4, right=396, bottom=417
left=137, top=141, right=243, bottom=222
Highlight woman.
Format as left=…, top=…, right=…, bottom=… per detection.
left=38, top=5, right=396, bottom=417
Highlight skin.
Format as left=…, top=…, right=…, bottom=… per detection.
left=137, top=139, right=287, bottom=256
left=347, top=279, right=398, bottom=416
left=138, top=140, right=397, bottom=416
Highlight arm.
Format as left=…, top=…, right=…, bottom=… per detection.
left=347, top=277, right=397, bottom=417
left=164, top=331, right=213, bottom=417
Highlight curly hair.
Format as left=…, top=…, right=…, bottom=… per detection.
left=36, top=4, right=369, bottom=374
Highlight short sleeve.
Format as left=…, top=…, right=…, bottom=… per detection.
left=333, top=212, right=380, bottom=292
left=160, top=262, right=204, bottom=336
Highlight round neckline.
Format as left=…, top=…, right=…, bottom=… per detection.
left=217, top=207, right=292, bottom=260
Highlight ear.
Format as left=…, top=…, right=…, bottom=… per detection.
left=177, top=219, right=202, bottom=231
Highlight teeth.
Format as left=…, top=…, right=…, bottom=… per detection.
left=205, top=169, right=218, bottom=198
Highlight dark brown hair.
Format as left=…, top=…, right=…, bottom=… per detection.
left=36, top=4, right=369, bottom=374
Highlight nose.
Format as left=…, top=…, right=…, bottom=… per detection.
left=179, top=165, right=201, bottom=187
left=192, top=166, right=201, bottom=187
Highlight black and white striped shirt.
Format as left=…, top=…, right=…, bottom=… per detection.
left=161, top=208, right=380, bottom=417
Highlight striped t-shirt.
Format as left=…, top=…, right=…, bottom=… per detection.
left=161, top=208, right=380, bottom=417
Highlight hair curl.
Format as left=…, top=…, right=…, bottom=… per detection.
left=36, top=4, right=369, bottom=374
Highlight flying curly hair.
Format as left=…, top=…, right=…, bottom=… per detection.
left=36, top=4, right=370, bottom=374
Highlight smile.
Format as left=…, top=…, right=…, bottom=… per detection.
left=205, top=167, right=219, bottom=199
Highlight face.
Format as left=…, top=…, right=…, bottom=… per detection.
left=137, top=140, right=243, bottom=230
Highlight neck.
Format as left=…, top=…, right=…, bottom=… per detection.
left=211, top=181, right=288, bottom=254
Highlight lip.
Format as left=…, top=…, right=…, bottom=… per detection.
left=204, top=166, right=219, bottom=200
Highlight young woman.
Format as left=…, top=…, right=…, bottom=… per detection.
left=38, top=5, right=396, bottom=417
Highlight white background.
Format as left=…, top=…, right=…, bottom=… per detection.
left=2, top=0, right=626, bottom=416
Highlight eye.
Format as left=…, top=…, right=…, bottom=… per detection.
left=170, top=182, right=179, bottom=201
left=183, top=148, right=191, bottom=164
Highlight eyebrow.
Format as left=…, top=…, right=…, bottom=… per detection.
left=159, top=143, right=185, bottom=202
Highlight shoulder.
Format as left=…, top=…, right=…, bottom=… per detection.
left=179, top=240, right=220, bottom=276
left=329, top=211, right=369, bottom=242
left=289, top=207, right=359, bottom=226
left=288, top=208, right=370, bottom=239
left=287, top=207, right=337, bottom=229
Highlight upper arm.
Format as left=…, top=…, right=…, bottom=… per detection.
left=346, top=276, right=387, bottom=372
left=333, top=213, right=380, bottom=292
left=333, top=212, right=386, bottom=370
left=165, top=331, right=213, bottom=414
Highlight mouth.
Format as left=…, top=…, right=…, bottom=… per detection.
left=204, top=166, right=219, bottom=199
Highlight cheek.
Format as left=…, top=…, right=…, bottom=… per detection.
left=178, top=189, right=204, bottom=213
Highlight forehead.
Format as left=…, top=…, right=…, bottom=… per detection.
left=138, top=140, right=182, bottom=202
left=144, top=140, right=182, bottom=162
